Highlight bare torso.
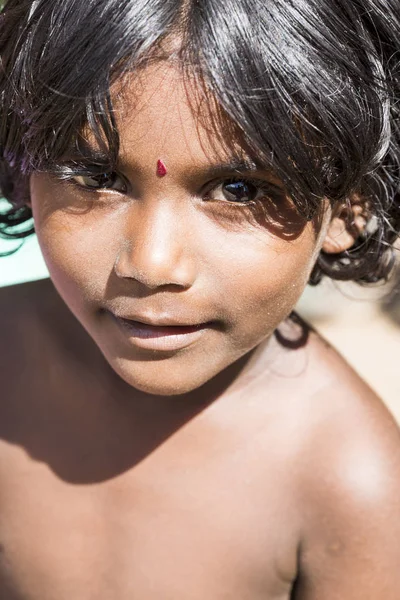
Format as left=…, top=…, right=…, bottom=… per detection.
left=0, top=400, right=299, bottom=600
left=0, top=279, right=395, bottom=600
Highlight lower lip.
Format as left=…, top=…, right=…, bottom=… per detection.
left=109, top=313, right=208, bottom=351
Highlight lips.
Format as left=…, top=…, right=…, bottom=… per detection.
left=116, top=317, right=205, bottom=339
left=106, top=310, right=211, bottom=351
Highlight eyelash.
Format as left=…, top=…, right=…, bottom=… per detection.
left=205, top=177, right=282, bottom=205
left=58, top=168, right=128, bottom=193
left=59, top=169, right=282, bottom=207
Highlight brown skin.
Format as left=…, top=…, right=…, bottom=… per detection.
left=29, top=64, right=332, bottom=399
left=0, top=65, right=399, bottom=599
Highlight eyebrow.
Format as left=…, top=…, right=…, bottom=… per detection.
left=200, top=159, right=261, bottom=178
left=198, top=159, right=284, bottom=190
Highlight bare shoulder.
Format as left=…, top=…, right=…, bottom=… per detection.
left=296, top=319, right=400, bottom=501
left=0, top=278, right=84, bottom=383
left=298, top=325, right=400, bottom=501
left=289, top=322, right=400, bottom=598
left=0, top=276, right=47, bottom=337
left=0, top=277, right=57, bottom=324
left=0, top=278, right=60, bottom=351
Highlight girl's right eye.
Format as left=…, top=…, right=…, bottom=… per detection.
left=71, top=172, right=127, bottom=193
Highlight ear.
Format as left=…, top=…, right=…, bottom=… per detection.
left=322, top=199, right=368, bottom=254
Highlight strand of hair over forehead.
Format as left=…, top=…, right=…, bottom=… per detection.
left=0, top=0, right=399, bottom=285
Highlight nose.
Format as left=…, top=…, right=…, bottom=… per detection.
left=114, top=202, right=197, bottom=290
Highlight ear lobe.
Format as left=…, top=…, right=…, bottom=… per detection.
left=322, top=202, right=368, bottom=254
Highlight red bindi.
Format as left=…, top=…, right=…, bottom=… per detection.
left=156, top=159, right=167, bottom=177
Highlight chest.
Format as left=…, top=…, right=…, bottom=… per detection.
left=0, top=439, right=297, bottom=600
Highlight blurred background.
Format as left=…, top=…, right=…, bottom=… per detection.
left=298, top=273, right=400, bottom=424
left=1, top=226, right=399, bottom=425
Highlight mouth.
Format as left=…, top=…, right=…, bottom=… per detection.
left=107, top=311, right=212, bottom=352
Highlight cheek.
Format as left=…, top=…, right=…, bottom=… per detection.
left=208, top=226, right=319, bottom=342
left=39, top=218, right=119, bottom=304
left=30, top=181, right=119, bottom=305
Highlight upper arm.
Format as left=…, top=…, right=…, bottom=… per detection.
left=294, top=386, right=400, bottom=599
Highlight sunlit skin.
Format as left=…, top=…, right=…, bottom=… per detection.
left=30, top=64, right=331, bottom=398
left=0, top=63, right=399, bottom=600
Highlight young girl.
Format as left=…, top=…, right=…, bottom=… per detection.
left=0, top=0, right=399, bottom=598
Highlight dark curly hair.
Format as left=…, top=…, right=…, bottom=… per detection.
left=0, top=0, right=399, bottom=285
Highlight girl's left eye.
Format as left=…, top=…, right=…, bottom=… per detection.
left=206, top=179, right=266, bottom=204
left=71, top=172, right=127, bottom=193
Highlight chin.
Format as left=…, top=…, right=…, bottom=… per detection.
left=110, top=358, right=215, bottom=397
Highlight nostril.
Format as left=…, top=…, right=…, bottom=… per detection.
left=113, top=245, right=195, bottom=290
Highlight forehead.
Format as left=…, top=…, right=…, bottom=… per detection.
left=110, top=62, right=248, bottom=168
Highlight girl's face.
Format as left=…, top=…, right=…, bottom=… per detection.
left=30, top=64, right=331, bottom=396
